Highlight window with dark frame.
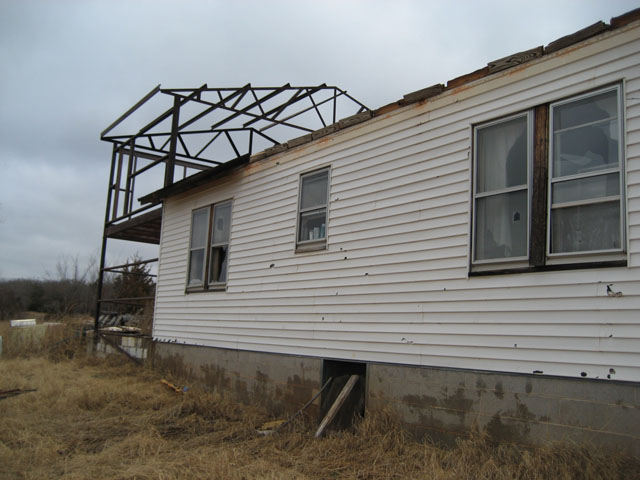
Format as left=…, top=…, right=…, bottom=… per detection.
left=187, top=200, right=232, bottom=290
left=297, top=168, right=329, bottom=250
left=472, top=84, right=625, bottom=273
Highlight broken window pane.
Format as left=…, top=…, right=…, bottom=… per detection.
left=473, top=113, right=529, bottom=262
left=553, top=118, right=618, bottom=177
left=209, top=245, right=228, bottom=284
left=188, top=201, right=232, bottom=288
left=476, top=115, right=528, bottom=193
left=475, top=190, right=528, bottom=260
left=553, top=89, right=617, bottom=131
left=550, top=86, right=622, bottom=254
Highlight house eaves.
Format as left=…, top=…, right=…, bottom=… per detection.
left=139, top=154, right=250, bottom=205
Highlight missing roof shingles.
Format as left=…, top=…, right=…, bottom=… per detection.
left=487, top=46, right=544, bottom=74
left=399, top=84, right=444, bottom=106
left=545, top=21, right=609, bottom=54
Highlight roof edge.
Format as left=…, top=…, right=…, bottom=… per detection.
left=139, top=154, right=250, bottom=204
left=137, top=8, right=640, bottom=203
left=380, top=7, right=640, bottom=114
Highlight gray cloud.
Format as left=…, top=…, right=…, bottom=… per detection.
left=0, top=0, right=637, bottom=279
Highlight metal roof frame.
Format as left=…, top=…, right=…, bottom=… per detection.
left=101, top=83, right=370, bottom=169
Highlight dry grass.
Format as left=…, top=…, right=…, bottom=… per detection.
left=0, top=328, right=638, bottom=479
left=0, top=314, right=88, bottom=360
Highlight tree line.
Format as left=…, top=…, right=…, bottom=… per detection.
left=0, top=255, right=154, bottom=321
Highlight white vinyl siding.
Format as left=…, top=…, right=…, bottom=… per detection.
left=153, top=24, right=640, bottom=382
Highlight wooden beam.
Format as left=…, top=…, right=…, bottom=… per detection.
left=314, top=374, right=359, bottom=438
left=531, top=104, right=549, bottom=266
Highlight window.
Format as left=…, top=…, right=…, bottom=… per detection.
left=472, top=84, right=625, bottom=272
left=473, top=113, right=531, bottom=264
left=209, top=202, right=232, bottom=284
left=188, top=207, right=209, bottom=287
left=187, top=200, right=232, bottom=290
left=549, top=86, right=623, bottom=255
left=297, top=168, right=329, bottom=250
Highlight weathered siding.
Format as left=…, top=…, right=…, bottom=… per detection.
left=154, top=23, right=640, bottom=382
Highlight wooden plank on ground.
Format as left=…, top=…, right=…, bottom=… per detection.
left=314, top=374, right=359, bottom=438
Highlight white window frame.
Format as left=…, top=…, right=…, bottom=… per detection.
left=547, top=84, right=625, bottom=260
left=471, top=111, right=533, bottom=267
left=186, top=199, right=233, bottom=292
left=296, top=167, right=330, bottom=252
left=187, top=206, right=210, bottom=289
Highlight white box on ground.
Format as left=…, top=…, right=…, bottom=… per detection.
left=10, top=319, right=37, bottom=328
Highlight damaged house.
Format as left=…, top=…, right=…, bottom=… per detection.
left=97, top=10, right=640, bottom=454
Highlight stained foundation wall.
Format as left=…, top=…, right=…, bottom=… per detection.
left=153, top=342, right=322, bottom=417
left=153, top=342, right=639, bottom=457
left=368, top=363, right=640, bottom=457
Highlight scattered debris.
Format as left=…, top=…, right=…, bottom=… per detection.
left=101, top=326, right=141, bottom=334
left=161, top=379, right=187, bottom=393
left=256, top=376, right=334, bottom=436
left=98, top=313, right=146, bottom=329
left=96, top=332, right=143, bottom=365
left=10, top=319, right=37, bottom=328
left=0, top=388, right=37, bottom=400
left=257, top=419, right=286, bottom=435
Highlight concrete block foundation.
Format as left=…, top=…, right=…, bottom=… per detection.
left=94, top=333, right=152, bottom=361
left=154, top=342, right=323, bottom=417
left=369, top=363, right=639, bottom=457
left=152, top=342, right=640, bottom=457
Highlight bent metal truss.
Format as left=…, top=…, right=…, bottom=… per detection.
left=96, top=84, right=371, bottom=327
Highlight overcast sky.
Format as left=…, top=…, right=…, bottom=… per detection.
left=0, top=0, right=638, bottom=280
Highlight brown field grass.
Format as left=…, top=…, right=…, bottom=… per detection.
left=0, top=319, right=638, bottom=479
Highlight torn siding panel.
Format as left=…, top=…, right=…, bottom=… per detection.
left=153, top=23, right=640, bottom=381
